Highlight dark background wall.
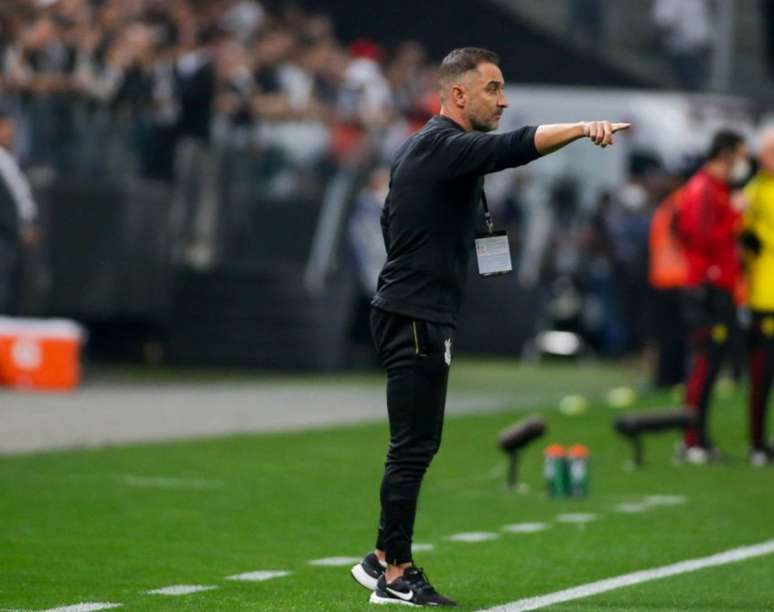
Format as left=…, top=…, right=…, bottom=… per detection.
left=300, top=0, right=649, bottom=88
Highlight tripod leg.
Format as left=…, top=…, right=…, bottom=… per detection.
left=507, top=451, right=519, bottom=488
left=634, top=435, right=644, bottom=467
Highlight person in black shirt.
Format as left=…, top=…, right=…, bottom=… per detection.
left=0, top=110, right=38, bottom=314
left=351, top=47, right=629, bottom=607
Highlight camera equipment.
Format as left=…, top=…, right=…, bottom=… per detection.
left=614, top=409, right=697, bottom=466
left=497, top=415, right=547, bottom=488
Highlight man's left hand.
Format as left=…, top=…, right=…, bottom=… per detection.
left=583, top=121, right=631, bottom=147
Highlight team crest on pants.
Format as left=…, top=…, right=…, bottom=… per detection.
left=444, top=339, right=452, bottom=366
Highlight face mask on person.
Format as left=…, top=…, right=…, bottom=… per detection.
left=730, top=156, right=751, bottom=184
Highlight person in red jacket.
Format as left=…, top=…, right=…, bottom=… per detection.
left=675, top=130, right=749, bottom=463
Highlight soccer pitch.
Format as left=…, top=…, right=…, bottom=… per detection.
left=1, top=360, right=773, bottom=611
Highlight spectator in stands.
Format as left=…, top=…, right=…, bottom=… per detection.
left=175, top=25, right=217, bottom=145
left=12, top=13, right=78, bottom=166
left=348, top=166, right=389, bottom=297
left=0, top=109, right=38, bottom=314
left=219, top=0, right=265, bottom=43
left=339, top=39, right=392, bottom=128
left=107, top=23, right=159, bottom=124
left=170, top=23, right=219, bottom=264
left=252, top=27, right=296, bottom=121
left=214, top=37, right=257, bottom=134
left=346, top=166, right=390, bottom=364
left=653, top=0, right=713, bottom=91
left=385, top=41, right=429, bottom=119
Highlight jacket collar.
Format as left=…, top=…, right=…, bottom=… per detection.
left=433, top=114, right=466, bottom=132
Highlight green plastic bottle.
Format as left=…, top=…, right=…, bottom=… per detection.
left=544, top=444, right=569, bottom=498
left=567, top=444, right=590, bottom=498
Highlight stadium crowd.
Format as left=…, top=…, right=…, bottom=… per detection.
left=0, top=0, right=438, bottom=181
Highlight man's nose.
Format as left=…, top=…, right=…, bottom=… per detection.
left=498, top=93, right=508, bottom=108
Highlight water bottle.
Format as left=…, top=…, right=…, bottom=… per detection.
left=544, top=444, right=569, bottom=498
left=567, top=444, right=590, bottom=498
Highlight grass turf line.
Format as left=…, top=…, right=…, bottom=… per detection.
left=1, top=361, right=772, bottom=610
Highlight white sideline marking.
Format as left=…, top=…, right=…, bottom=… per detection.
left=447, top=532, right=499, bottom=543
left=307, top=556, right=361, bottom=567
left=412, top=543, right=435, bottom=552
left=478, top=538, right=774, bottom=612
left=3, top=605, right=122, bottom=612
left=146, top=585, right=217, bottom=595
left=502, top=523, right=550, bottom=534
left=644, top=494, right=687, bottom=507
left=45, top=606, right=122, bottom=612
left=555, top=513, right=597, bottom=524
left=118, top=475, right=222, bottom=490
left=226, top=570, right=291, bottom=581
left=613, top=502, right=650, bottom=514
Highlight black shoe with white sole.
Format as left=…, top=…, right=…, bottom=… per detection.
left=351, top=553, right=386, bottom=591
left=369, top=566, right=457, bottom=607
left=674, top=442, right=728, bottom=465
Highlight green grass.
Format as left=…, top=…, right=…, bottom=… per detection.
left=1, top=360, right=772, bottom=611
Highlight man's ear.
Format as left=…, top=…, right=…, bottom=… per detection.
left=451, top=84, right=466, bottom=108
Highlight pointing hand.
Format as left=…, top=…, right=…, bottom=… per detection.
left=583, top=121, right=632, bottom=147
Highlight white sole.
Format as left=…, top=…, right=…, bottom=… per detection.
left=369, top=592, right=417, bottom=606
left=351, top=563, right=379, bottom=591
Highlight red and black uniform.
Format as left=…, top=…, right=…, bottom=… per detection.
left=675, top=169, right=742, bottom=448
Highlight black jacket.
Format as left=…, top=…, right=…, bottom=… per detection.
left=371, top=115, right=540, bottom=326
left=0, top=173, right=18, bottom=242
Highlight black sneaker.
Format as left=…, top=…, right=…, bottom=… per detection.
left=351, top=553, right=386, bottom=591
left=369, top=566, right=457, bottom=607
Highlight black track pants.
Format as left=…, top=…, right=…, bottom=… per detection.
left=682, top=285, right=736, bottom=448
left=748, top=311, right=774, bottom=450
left=370, top=307, right=454, bottom=565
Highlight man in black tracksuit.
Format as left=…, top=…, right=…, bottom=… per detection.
left=350, top=47, right=630, bottom=607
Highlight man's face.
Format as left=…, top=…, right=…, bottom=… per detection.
left=460, top=62, right=508, bottom=132
left=728, top=143, right=749, bottom=181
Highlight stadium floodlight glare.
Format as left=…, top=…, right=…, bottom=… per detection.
left=614, top=409, right=697, bottom=467
left=497, top=415, right=547, bottom=489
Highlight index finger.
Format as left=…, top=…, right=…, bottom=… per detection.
left=611, top=123, right=632, bottom=133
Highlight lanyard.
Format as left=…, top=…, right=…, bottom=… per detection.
left=481, top=189, right=495, bottom=234
left=475, top=187, right=512, bottom=276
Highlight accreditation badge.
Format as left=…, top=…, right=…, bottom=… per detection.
left=474, top=231, right=512, bottom=276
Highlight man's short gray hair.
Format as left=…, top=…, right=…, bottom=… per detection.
left=438, top=47, right=499, bottom=90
